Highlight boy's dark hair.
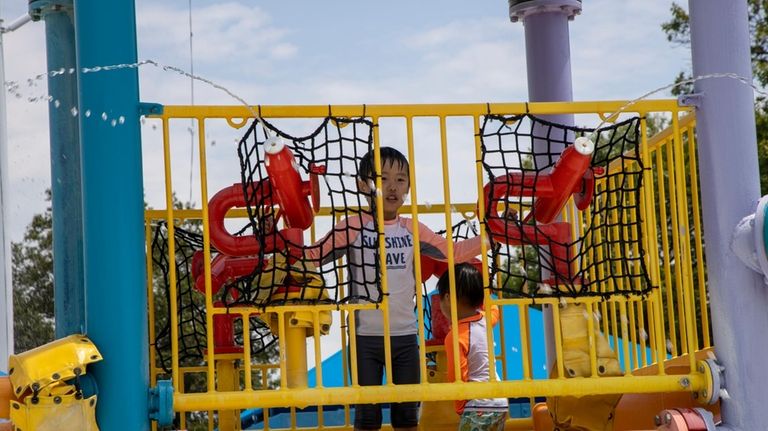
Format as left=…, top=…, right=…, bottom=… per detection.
left=436, top=263, right=484, bottom=308
left=358, top=147, right=410, bottom=183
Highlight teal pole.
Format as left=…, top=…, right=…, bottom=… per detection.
left=29, top=0, right=85, bottom=338
left=73, top=0, right=148, bottom=429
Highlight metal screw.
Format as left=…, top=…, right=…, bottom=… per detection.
left=664, top=412, right=672, bottom=424
left=654, top=415, right=661, bottom=426
left=679, top=377, right=690, bottom=388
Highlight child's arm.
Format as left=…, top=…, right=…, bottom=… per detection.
left=413, top=221, right=486, bottom=263
left=304, top=215, right=368, bottom=265
left=485, top=304, right=501, bottom=326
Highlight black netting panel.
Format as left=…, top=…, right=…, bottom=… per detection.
left=235, top=116, right=381, bottom=307
left=422, top=219, right=480, bottom=342
left=481, top=114, right=652, bottom=298
left=151, top=222, right=278, bottom=373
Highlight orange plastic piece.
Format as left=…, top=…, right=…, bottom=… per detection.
left=0, top=376, right=14, bottom=419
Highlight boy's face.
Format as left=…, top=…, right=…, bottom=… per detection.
left=359, top=160, right=409, bottom=220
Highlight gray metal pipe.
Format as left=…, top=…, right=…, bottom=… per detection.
left=689, top=0, right=768, bottom=429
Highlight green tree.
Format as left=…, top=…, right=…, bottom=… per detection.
left=12, top=191, right=54, bottom=352
left=662, top=1, right=768, bottom=193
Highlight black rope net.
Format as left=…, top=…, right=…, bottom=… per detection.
left=422, top=219, right=479, bottom=343
left=481, top=114, right=652, bottom=298
left=234, top=116, right=382, bottom=307
left=150, top=222, right=278, bottom=374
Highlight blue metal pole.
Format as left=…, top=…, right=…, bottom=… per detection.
left=688, top=1, right=768, bottom=429
left=29, top=0, right=85, bottom=338
left=510, top=0, right=581, bottom=368
left=73, top=0, right=148, bottom=429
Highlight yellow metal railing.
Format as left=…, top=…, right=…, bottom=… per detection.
left=145, top=101, right=709, bottom=430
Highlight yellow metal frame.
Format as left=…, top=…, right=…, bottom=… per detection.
left=144, top=101, right=709, bottom=429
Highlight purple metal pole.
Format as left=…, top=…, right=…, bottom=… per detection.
left=510, top=0, right=581, bottom=368
left=689, top=1, right=768, bottom=428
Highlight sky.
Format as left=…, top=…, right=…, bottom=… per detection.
left=1, top=0, right=691, bottom=244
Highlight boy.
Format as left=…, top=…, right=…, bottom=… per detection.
left=306, top=147, right=485, bottom=431
left=437, top=263, right=508, bottom=431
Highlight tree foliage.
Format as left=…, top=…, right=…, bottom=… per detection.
left=12, top=191, right=54, bottom=352
left=662, top=1, right=768, bottom=192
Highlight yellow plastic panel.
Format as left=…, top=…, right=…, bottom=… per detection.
left=8, top=335, right=102, bottom=397
left=9, top=394, right=98, bottom=431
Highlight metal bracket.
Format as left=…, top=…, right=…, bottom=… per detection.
left=509, top=0, right=582, bottom=23
left=139, top=102, right=164, bottom=117
left=28, top=0, right=73, bottom=22
left=678, top=93, right=703, bottom=108
left=697, top=358, right=724, bottom=405
left=148, top=379, right=174, bottom=426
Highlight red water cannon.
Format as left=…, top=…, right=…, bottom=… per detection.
left=194, top=135, right=324, bottom=353
left=483, top=137, right=598, bottom=285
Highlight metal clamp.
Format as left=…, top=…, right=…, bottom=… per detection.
left=697, top=358, right=724, bottom=405
left=148, top=379, right=174, bottom=426
left=678, top=93, right=703, bottom=108
left=28, top=0, right=73, bottom=21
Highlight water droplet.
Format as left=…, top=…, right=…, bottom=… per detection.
left=511, top=346, right=519, bottom=353
left=70, top=107, right=78, bottom=117
left=639, top=328, right=648, bottom=341
left=85, top=110, right=91, bottom=118
left=111, top=119, right=117, bottom=127
left=54, top=100, right=60, bottom=108
left=101, top=112, right=108, bottom=121
left=118, top=116, right=125, bottom=124
left=68, top=68, right=76, bottom=74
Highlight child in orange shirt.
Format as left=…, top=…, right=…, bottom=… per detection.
left=438, top=263, right=508, bottom=431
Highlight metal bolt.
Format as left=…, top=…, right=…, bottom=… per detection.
left=654, top=415, right=662, bottom=426
left=701, top=389, right=708, bottom=399
left=679, top=377, right=690, bottom=388
left=664, top=412, right=672, bottom=424
left=52, top=373, right=60, bottom=380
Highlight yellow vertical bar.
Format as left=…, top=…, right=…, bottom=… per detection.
left=639, top=116, right=667, bottom=372
left=656, top=147, right=677, bottom=357
left=551, top=303, right=565, bottom=379
left=277, top=310, right=288, bottom=389
left=586, top=302, right=599, bottom=377
left=472, top=115, right=496, bottom=382
left=145, top=219, right=157, bottom=387
left=349, top=308, right=359, bottom=386
left=194, top=118, right=217, bottom=392
left=437, top=115, right=461, bottom=382
left=313, top=311, right=323, bottom=388
left=665, top=140, right=688, bottom=355
left=670, top=114, right=699, bottom=370
left=334, top=214, right=352, bottom=426
left=243, top=314, right=253, bottom=391
left=627, top=299, right=639, bottom=369
left=313, top=312, right=324, bottom=428
left=370, top=117, right=394, bottom=386
left=160, top=116, right=181, bottom=391
left=263, top=370, right=271, bottom=430
left=619, top=300, right=632, bottom=375
left=686, top=125, right=711, bottom=348
left=405, top=116, right=429, bottom=384
left=518, top=304, right=532, bottom=380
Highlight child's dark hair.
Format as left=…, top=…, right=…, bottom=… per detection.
left=436, top=263, right=484, bottom=308
left=358, top=147, right=410, bottom=183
